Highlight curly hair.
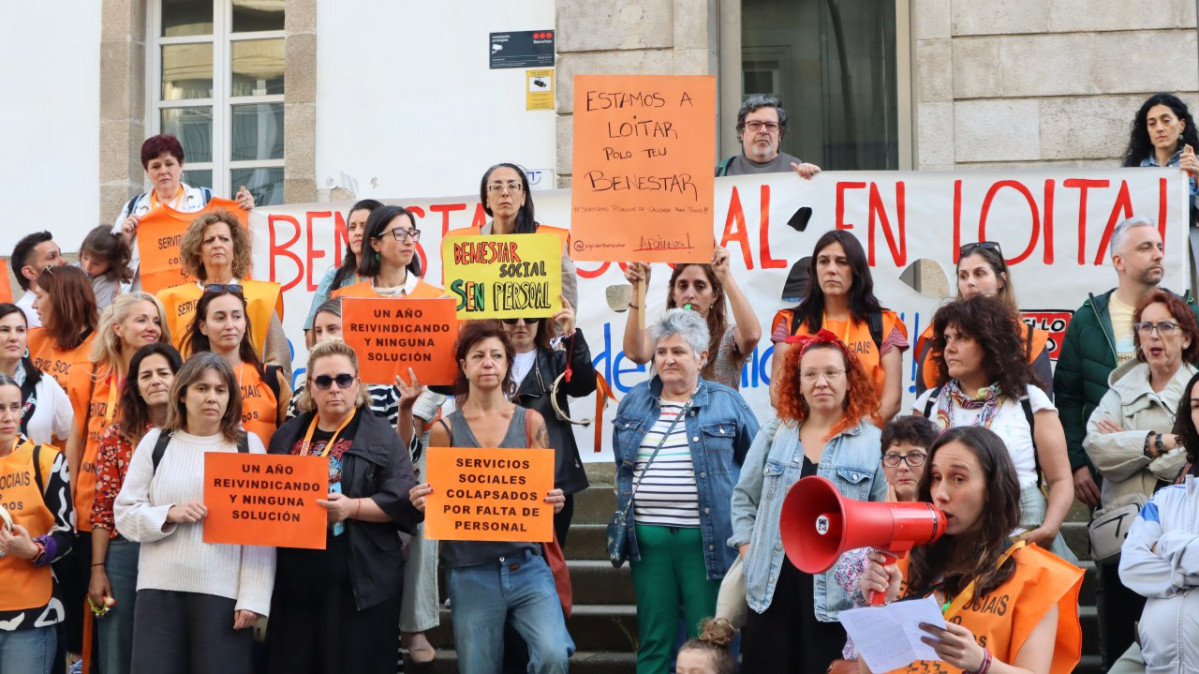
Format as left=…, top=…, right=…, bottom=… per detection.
left=1132, top=288, right=1199, bottom=364
left=930, top=295, right=1033, bottom=398
left=1172, top=371, right=1199, bottom=471
left=775, top=337, right=879, bottom=437
left=180, top=210, right=252, bottom=281
left=1122, top=93, right=1199, bottom=167
left=665, top=263, right=728, bottom=376
left=906, top=426, right=1023, bottom=600
left=677, top=617, right=737, bottom=674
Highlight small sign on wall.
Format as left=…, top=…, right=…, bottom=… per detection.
left=490, top=30, right=554, bottom=69
left=527, top=68, right=554, bottom=110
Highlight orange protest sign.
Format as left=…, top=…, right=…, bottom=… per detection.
left=569, top=74, right=716, bottom=263
left=203, top=452, right=329, bottom=550
left=424, top=447, right=555, bottom=542
left=0, top=259, right=12, bottom=304
left=342, top=297, right=460, bottom=386
left=138, top=198, right=247, bottom=295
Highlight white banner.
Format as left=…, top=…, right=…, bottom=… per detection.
left=250, top=169, right=1191, bottom=462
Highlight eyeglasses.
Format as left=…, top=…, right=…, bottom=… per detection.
left=312, top=373, right=357, bottom=390
left=486, top=182, right=524, bottom=194
left=501, top=317, right=542, bottom=325
left=799, top=369, right=846, bottom=383
left=1136, top=321, right=1180, bottom=336
left=745, top=120, right=780, bottom=133
left=882, top=452, right=927, bottom=468
left=377, top=228, right=421, bottom=242
left=204, top=283, right=244, bottom=294
left=959, top=241, right=1003, bottom=258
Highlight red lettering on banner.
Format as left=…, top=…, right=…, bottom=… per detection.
left=472, top=204, right=488, bottom=229
left=1159, top=178, right=1171, bottom=248
left=979, top=181, right=1039, bottom=265
left=759, top=185, right=785, bottom=269
left=835, top=182, right=868, bottom=234
left=333, top=211, right=348, bottom=268
left=1093, top=181, right=1133, bottom=265
left=305, top=211, right=332, bottom=291
left=953, top=180, right=963, bottom=263
left=269, top=214, right=302, bottom=291
left=408, top=205, right=425, bottom=221
left=431, top=203, right=467, bottom=237
left=721, top=187, right=753, bottom=269
left=1063, top=179, right=1108, bottom=264
left=576, top=260, right=612, bottom=279
left=1042, top=180, right=1055, bottom=264
left=868, top=182, right=906, bottom=267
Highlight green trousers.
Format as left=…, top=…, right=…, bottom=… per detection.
left=630, top=524, right=722, bottom=674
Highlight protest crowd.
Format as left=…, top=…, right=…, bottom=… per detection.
left=5, top=88, right=1199, bottom=674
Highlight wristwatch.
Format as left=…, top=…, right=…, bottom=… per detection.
left=1155, top=433, right=1167, bottom=457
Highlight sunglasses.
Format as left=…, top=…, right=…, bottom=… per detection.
left=312, top=373, right=357, bottom=390
left=959, top=241, right=1003, bottom=258
left=205, top=283, right=244, bottom=295
left=501, top=317, right=542, bottom=325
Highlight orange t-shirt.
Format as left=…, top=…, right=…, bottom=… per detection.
left=771, top=309, right=908, bottom=403
left=27, top=328, right=96, bottom=433
left=136, top=197, right=247, bottom=295
left=237, top=363, right=278, bottom=449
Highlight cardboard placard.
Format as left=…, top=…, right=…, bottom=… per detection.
left=441, top=233, right=563, bottom=319
left=424, top=447, right=555, bottom=542
left=138, top=197, right=247, bottom=295
left=569, top=74, right=716, bottom=263
left=203, top=453, right=329, bottom=549
left=342, top=297, right=459, bottom=385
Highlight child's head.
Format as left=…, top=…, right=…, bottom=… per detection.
left=676, top=618, right=735, bottom=674
left=80, top=224, right=132, bottom=282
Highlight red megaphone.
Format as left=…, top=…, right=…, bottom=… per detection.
left=779, top=476, right=945, bottom=604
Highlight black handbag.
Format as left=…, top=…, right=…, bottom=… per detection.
left=606, top=397, right=692, bottom=568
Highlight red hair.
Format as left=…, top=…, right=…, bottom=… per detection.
left=776, top=330, right=879, bottom=438
left=140, top=134, right=184, bottom=168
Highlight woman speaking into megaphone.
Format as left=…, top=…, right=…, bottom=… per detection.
left=858, top=427, right=1084, bottom=674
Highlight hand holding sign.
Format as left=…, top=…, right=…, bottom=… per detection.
left=552, top=294, right=576, bottom=336
left=166, top=502, right=208, bottom=525
left=442, top=234, right=563, bottom=320
left=1181, top=144, right=1198, bottom=176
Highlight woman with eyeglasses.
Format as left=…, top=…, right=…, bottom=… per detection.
left=444, top=163, right=577, bottom=309
left=265, top=340, right=421, bottom=674
left=303, top=199, right=383, bottom=347
left=332, top=205, right=441, bottom=301
left=156, top=209, right=289, bottom=378
left=500, top=296, right=595, bottom=547
left=770, top=230, right=908, bottom=421
left=621, top=246, right=761, bottom=389
left=730, top=330, right=883, bottom=672
left=914, top=295, right=1075, bottom=561
left=27, top=266, right=100, bottom=429
left=1083, top=288, right=1199, bottom=664
left=182, top=286, right=288, bottom=449
left=914, top=241, right=1053, bottom=399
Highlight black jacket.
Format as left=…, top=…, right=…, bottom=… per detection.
left=268, top=407, right=422, bottom=611
left=512, top=330, right=594, bottom=495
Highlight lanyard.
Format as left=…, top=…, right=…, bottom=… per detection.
left=940, top=540, right=1025, bottom=620
left=301, top=408, right=357, bottom=457
left=148, top=186, right=185, bottom=211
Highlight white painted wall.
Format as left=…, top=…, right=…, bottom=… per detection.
left=0, top=0, right=102, bottom=254
left=315, top=0, right=557, bottom=201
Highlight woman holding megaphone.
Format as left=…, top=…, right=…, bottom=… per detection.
left=858, top=426, right=1084, bottom=674
left=729, top=330, right=886, bottom=672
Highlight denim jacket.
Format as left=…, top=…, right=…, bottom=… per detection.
left=730, top=417, right=886, bottom=620
left=612, top=376, right=759, bottom=580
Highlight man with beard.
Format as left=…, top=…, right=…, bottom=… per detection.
left=716, top=95, right=821, bottom=178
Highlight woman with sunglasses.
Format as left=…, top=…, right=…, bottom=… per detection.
left=621, top=246, right=760, bottom=389
left=183, top=286, right=288, bottom=449
left=333, top=205, right=441, bottom=300
left=156, top=209, right=289, bottom=377
left=914, top=241, right=1053, bottom=398
left=27, top=266, right=100, bottom=429
left=914, top=295, right=1076, bottom=561
left=770, top=230, right=908, bottom=421
left=500, top=295, right=595, bottom=547
left=303, top=199, right=383, bottom=346
left=1083, top=288, right=1199, bottom=664
left=266, top=340, right=421, bottom=674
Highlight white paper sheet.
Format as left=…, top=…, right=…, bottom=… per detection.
left=838, top=596, right=947, bottom=672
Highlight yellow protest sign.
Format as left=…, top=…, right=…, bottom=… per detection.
left=424, top=447, right=555, bottom=543
left=441, top=233, right=562, bottom=320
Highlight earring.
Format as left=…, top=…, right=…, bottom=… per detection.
left=375, top=252, right=381, bottom=261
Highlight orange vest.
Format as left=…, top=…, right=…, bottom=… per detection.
left=0, top=439, right=58, bottom=610
left=136, top=197, right=247, bottom=295
left=332, top=278, right=443, bottom=300
left=75, top=371, right=118, bottom=532
left=916, top=324, right=1050, bottom=391
left=887, top=545, right=1083, bottom=674
left=772, top=309, right=906, bottom=403
left=27, top=329, right=97, bottom=431
left=236, top=363, right=278, bottom=449
left=158, top=279, right=283, bottom=359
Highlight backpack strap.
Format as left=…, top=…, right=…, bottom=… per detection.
left=124, top=194, right=142, bottom=217
left=200, top=186, right=214, bottom=206
left=151, top=430, right=174, bottom=473
left=264, top=365, right=284, bottom=423
left=32, top=443, right=45, bottom=495
left=715, top=156, right=735, bottom=177
left=1020, top=394, right=1042, bottom=481
left=868, top=310, right=884, bottom=350
left=923, top=386, right=942, bottom=418
left=237, top=431, right=249, bottom=454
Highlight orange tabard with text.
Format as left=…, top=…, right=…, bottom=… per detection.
left=331, top=278, right=443, bottom=300
left=772, top=310, right=906, bottom=405
left=203, top=452, right=328, bottom=549
left=159, top=279, right=282, bottom=359
left=886, top=545, right=1084, bottom=674
left=0, top=439, right=57, bottom=610
left=916, top=324, right=1050, bottom=391
left=424, top=447, right=555, bottom=543
left=137, top=197, right=247, bottom=295
left=342, top=297, right=459, bottom=386
left=74, top=371, right=117, bottom=532
left=236, top=363, right=278, bottom=450
left=28, top=329, right=97, bottom=429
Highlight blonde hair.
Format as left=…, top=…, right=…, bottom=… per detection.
left=294, top=340, right=371, bottom=414
left=180, top=210, right=252, bottom=281
left=90, top=292, right=170, bottom=377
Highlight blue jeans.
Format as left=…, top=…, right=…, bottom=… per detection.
left=446, top=549, right=574, bottom=674
left=98, top=538, right=140, bottom=674
left=0, top=626, right=56, bottom=674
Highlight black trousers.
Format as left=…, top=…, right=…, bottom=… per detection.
left=741, top=560, right=846, bottom=673
left=130, top=590, right=253, bottom=674
left=1096, top=557, right=1146, bottom=669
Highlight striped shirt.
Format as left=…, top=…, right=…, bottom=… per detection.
left=632, top=402, right=700, bottom=527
